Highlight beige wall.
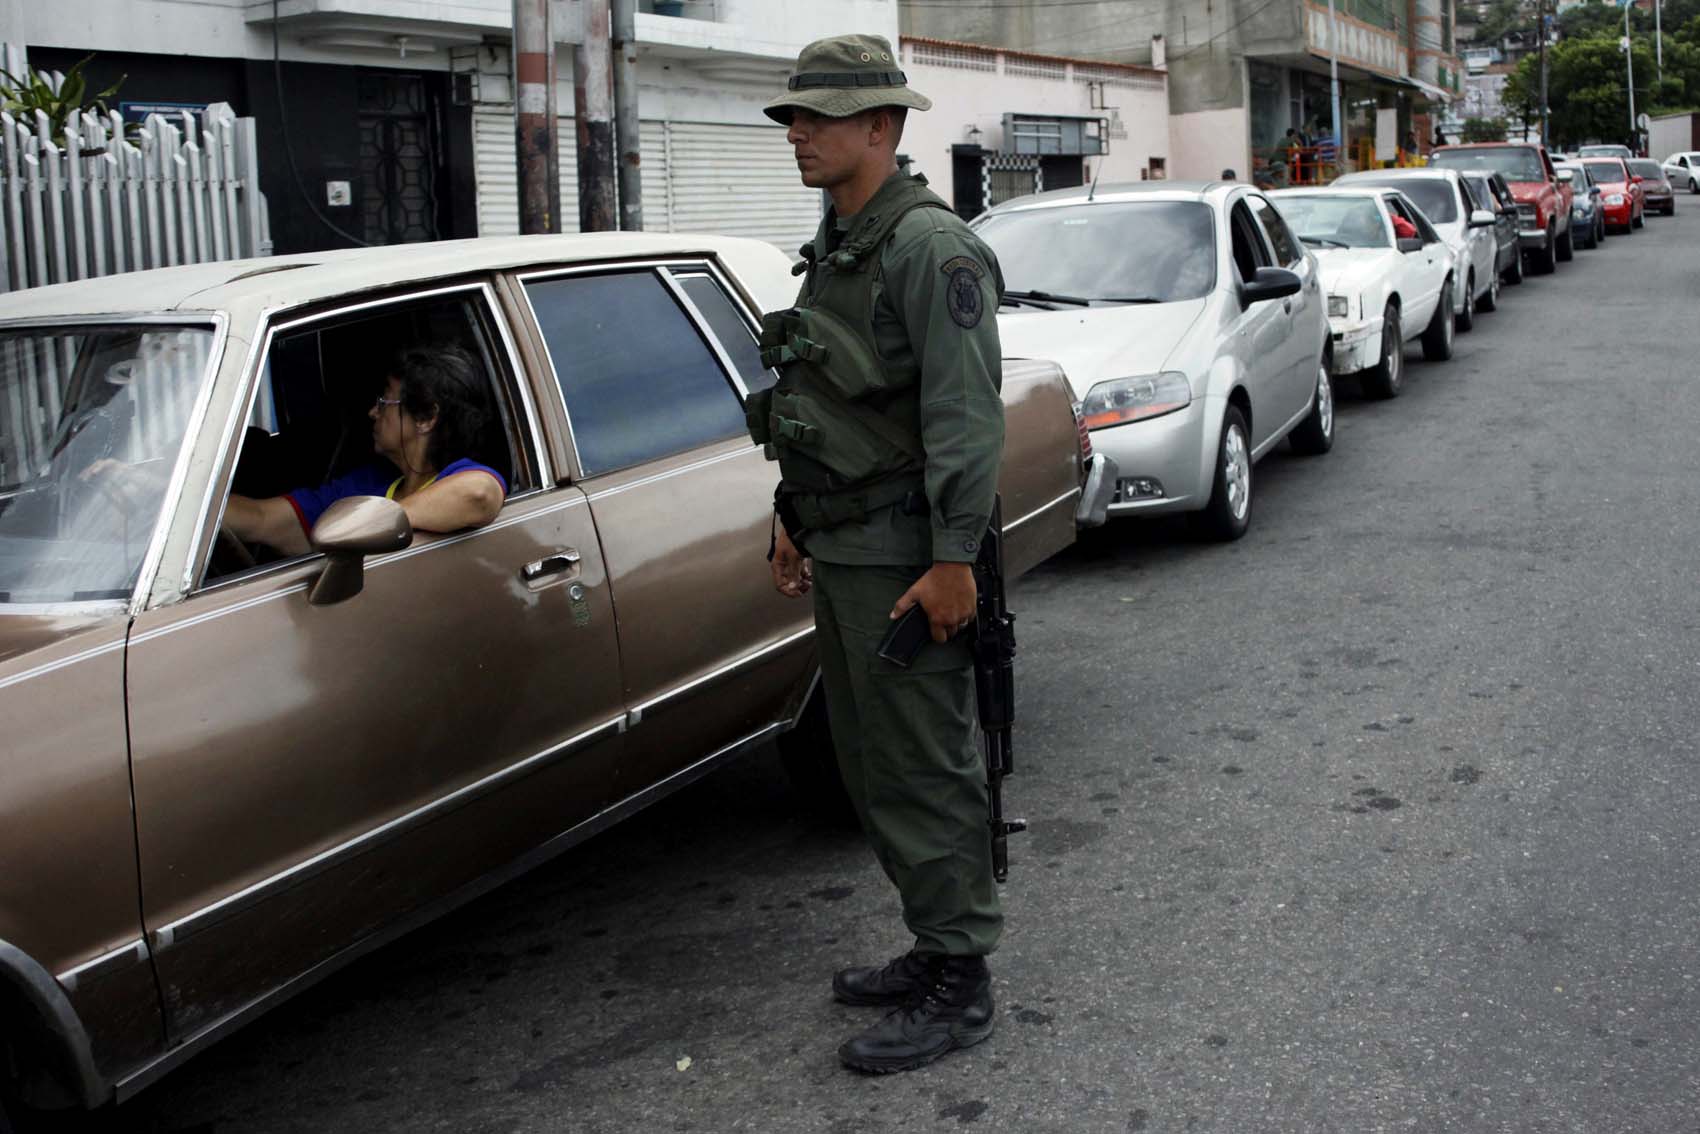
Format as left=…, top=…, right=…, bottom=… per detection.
left=899, top=42, right=1171, bottom=205
left=1168, top=107, right=1250, bottom=181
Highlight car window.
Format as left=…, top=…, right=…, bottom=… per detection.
left=1347, top=177, right=1458, bottom=224
left=1252, top=197, right=1303, bottom=266
left=1274, top=195, right=1389, bottom=248
left=1389, top=194, right=1441, bottom=243
left=527, top=270, right=746, bottom=477
left=203, top=291, right=530, bottom=584
left=1628, top=160, right=1663, bottom=180
left=1583, top=160, right=1627, bottom=184
left=974, top=200, right=1217, bottom=303
left=1227, top=200, right=1271, bottom=282
left=674, top=272, right=777, bottom=394
left=1430, top=146, right=1547, bottom=183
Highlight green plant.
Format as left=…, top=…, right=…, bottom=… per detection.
left=1461, top=116, right=1508, bottom=142
left=0, top=54, right=124, bottom=147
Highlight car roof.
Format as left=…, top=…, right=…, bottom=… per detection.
left=1336, top=168, right=1456, bottom=181
left=0, top=232, right=793, bottom=322
left=978, top=180, right=1240, bottom=216
left=1269, top=186, right=1395, bottom=200
left=1434, top=142, right=1541, bottom=150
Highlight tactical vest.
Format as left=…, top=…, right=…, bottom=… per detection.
left=744, top=174, right=953, bottom=534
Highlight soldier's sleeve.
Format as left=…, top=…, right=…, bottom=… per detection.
left=886, top=217, right=1006, bottom=564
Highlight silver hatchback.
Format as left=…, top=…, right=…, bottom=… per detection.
left=973, top=181, right=1333, bottom=540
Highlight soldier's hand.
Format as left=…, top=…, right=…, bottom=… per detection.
left=892, top=562, right=977, bottom=643
left=771, top=526, right=812, bottom=598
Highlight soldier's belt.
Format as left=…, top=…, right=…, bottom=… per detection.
left=780, top=476, right=927, bottom=531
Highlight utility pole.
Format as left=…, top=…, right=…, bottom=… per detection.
left=575, top=0, right=618, bottom=232
left=611, top=0, right=643, bottom=231
left=1625, top=0, right=1636, bottom=147
left=513, top=0, right=559, bottom=234
left=1656, top=0, right=1663, bottom=86
left=1538, top=0, right=1549, bottom=147
left=1327, top=0, right=1342, bottom=167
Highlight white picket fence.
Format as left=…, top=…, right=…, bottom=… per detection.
left=0, top=99, right=271, bottom=294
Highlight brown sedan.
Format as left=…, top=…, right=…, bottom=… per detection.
left=0, top=234, right=1105, bottom=1123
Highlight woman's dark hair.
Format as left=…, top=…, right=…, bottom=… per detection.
left=391, top=344, right=491, bottom=472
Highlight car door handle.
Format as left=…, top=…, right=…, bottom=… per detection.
left=521, top=548, right=582, bottom=582
left=1282, top=298, right=1293, bottom=314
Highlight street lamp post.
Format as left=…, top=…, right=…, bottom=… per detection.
left=1328, top=0, right=1343, bottom=164
left=1625, top=0, right=1637, bottom=147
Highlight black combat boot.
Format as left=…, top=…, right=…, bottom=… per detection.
left=832, top=950, right=929, bottom=1006
left=837, top=955, right=995, bottom=1073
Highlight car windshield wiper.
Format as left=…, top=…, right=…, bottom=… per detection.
left=1299, top=234, right=1350, bottom=248
left=999, top=292, right=1061, bottom=310
left=1091, top=296, right=1165, bottom=305
left=1002, top=288, right=1093, bottom=307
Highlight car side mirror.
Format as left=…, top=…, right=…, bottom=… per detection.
left=1397, top=236, right=1424, bottom=253
left=1239, top=266, right=1302, bottom=306
left=308, top=496, right=413, bottom=606
left=1468, top=209, right=1497, bottom=227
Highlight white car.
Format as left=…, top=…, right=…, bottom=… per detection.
left=1269, top=187, right=1455, bottom=398
left=1332, top=168, right=1501, bottom=335
left=1661, top=151, right=1700, bottom=193
left=972, top=180, right=1332, bottom=541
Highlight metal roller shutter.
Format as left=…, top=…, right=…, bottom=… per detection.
left=661, top=121, right=819, bottom=251
left=475, top=109, right=673, bottom=236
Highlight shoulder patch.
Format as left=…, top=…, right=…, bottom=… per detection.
left=944, top=261, right=985, bottom=329
left=939, top=255, right=986, bottom=280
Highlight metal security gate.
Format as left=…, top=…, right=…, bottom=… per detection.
left=357, top=73, right=440, bottom=245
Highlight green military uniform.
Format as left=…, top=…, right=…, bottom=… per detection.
left=751, top=37, right=1007, bottom=963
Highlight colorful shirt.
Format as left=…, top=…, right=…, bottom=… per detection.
left=285, top=458, right=507, bottom=534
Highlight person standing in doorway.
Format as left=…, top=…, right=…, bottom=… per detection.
left=748, top=33, right=1007, bottom=1074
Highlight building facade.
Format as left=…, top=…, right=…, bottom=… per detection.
left=7, top=0, right=895, bottom=255
left=898, top=37, right=1170, bottom=219
left=901, top=0, right=1465, bottom=183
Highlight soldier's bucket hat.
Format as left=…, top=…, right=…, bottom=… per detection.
left=763, top=34, right=933, bottom=125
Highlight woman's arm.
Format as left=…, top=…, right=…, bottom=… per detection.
left=399, top=470, right=505, bottom=534
left=224, top=494, right=312, bottom=557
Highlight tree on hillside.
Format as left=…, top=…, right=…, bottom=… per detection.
left=1505, top=34, right=1665, bottom=145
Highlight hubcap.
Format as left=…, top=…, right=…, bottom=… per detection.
left=1224, top=425, right=1250, bottom=522
left=1386, top=324, right=1402, bottom=387
left=1444, top=289, right=1454, bottom=346
left=1316, top=366, right=1333, bottom=438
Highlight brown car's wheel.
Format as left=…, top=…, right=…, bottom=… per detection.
left=1191, top=405, right=1252, bottom=542
left=777, top=685, right=856, bottom=827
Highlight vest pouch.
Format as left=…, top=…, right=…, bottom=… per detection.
left=768, top=382, right=911, bottom=487
left=788, top=306, right=899, bottom=401
left=743, top=385, right=775, bottom=447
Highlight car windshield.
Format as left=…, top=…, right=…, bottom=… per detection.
left=1273, top=196, right=1389, bottom=247
left=975, top=200, right=1217, bottom=304
left=1430, top=146, right=1548, bottom=182
left=1345, top=178, right=1458, bottom=224
left=1629, top=160, right=1663, bottom=180
left=0, top=325, right=215, bottom=604
left=1583, top=160, right=1626, bottom=184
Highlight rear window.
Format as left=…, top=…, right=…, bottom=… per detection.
left=1430, top=146, right=1547, bottom=183
left=1583, top=160, right=1628, bottom=184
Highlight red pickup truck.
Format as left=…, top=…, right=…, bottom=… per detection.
left=1429, top=142, right=1574, bottom=274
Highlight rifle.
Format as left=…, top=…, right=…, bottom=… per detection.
left=971, top=496, right=1025, bottom=883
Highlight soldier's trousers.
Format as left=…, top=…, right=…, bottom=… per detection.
left=811, top=560, right=1002, bottom=957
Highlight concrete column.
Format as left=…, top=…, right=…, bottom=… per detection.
left=513, top=0, right=561, bottom=234
left=575, top=0, right=618, bottom=232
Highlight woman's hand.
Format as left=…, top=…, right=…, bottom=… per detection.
left=770, top=526, right=812, bottom=598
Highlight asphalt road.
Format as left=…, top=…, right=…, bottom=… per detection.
left=129, top=203, right=1700, bottom=1134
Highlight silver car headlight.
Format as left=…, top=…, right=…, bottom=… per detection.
left=1079, top=371, right=1192, bottom=429
left=1605, top=193, right=1625, bottom=205
left=1327, top=295, right=1350, bottom=318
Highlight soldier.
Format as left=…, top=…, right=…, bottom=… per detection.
left=746, top=34, right=1007, bottom=1073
